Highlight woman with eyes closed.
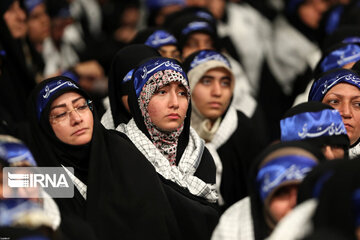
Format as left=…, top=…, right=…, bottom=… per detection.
left=23, top=76, right=180, bottom=240
left=116, top=57, right=220, bottom=240
left=183, top=50, right=264, bottom=211
left=309, top=68, right=360, bottom=158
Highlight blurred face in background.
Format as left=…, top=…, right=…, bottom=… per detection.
left=298, top=0, right=334, bottom=29
left=182, top=33, right=214, bottom=60
left=158, top=45, right=181, bottom=62
left=3, top=0, right=27, bottom=39
left=27, top=3, right=50, bottom=46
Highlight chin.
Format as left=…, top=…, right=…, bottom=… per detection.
left=72, top=135, right=92, bottom=145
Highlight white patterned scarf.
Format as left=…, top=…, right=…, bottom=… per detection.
left=117, top=119, right=218, bottom=202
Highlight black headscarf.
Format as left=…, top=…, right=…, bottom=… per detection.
left=0, top=0, right=36, bottom=122
left=249, top=140, right=324, bottom=240
left=24, top=76, right=180, bottom=240
left=108, top=44, right=160, bottom=127
left=306, top=158, right=360, bottom=239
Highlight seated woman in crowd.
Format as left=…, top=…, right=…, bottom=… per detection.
left=23, top=76, right=179, bottom=239
left=212, top=140, right=321, bottom=240
left=183, top=49, right=264, bottom=211
left=308, top=68, right=360, bottom=158
left=116, top=56, right=220, bottom=240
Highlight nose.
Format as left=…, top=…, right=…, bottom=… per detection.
left=211, top=81, right=221, bottom=97
left=69, top=109, right=82, bottom=125
left=339, top=102, right=352, bottom=119
left=15, top=3, right=26, bottom=21
left=168, top=90, right=179, bottom=109
left=289, top=187, right=298, bottom=209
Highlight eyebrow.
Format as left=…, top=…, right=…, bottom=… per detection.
left=50, top=96, right=84, bottom=110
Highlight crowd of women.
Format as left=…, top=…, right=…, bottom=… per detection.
left=2, top=0, right=360, bottom=239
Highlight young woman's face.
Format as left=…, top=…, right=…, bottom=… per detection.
left=49, top=92, right=94, bottom=145
left=298, top=0, right=332, bottom=29
left=27, top=3, right=50, bottom=45
left=182, top=33, right=214, bottom=60
left=192, top=67, right=234, bottom=121
left=269, top=185, right=298, bottom=222
left=158, top=45, right=181, bottom=62
left=147, top=81, right=188, bottom=132
left=3, top=0, right=27, bottom=39
left=322, top=83, right=360, bottom=145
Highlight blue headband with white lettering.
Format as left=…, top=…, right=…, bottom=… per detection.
left=280, top=109, right=346, bottom=142
left=145, top=30, right=177, bottom=49
left=188, top=50, right=231, bottom=72
left=182, top=21, right=214, bottom=36
left=36, top=78, right=80, bottom=121
left=132, top=58, right=188, bottom=98
left=320, top=44, right=360, bottom=73
left=0, top=140, right=37, bottom=166
left=309, top=68, right=360, bottom=101
left=24, top=0, right=43, bottom=13
left=257, top=156, right=317, bottom=202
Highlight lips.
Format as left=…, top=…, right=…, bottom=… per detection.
left=72, top=128, right=87, bottom=136
left=167, top=113, right=180, bottom=119
left=208, top=102, right=222, bottom=108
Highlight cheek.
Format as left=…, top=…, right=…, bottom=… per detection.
left=269, top=198, right=291, bottom=221
left=179, top=99, right=189, bottom=117
left=51, top=123, right=69, bottom=142
left=192, top=85, right=208, bottom=107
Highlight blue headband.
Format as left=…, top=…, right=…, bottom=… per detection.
left=132, top=58, right=187, bottom=98
left=0, top=198, right=42, bottom=227
left=280, top=109, right=346, bottom=142
left=343, top=37, right=360, bottom=44
left=195, top=10, right=215, bottom=23
left=123, top=69, right=134, bottom=84
left=257, top=155, right=317, bottom=202
left=324, top=6, right=344, bottom=35
left=309, top=69, right=360, bottom=101
left=0, top=141, right=37, bottom=166
left=182, top=21, right=214, bottom=36
left=145, top=30, right=177, bottom=49
left=188, top=50, right=231, bottom=72
left=146, top=0, right=185, bottom=10
left=320, top=44, right=360, bottom=73
left=353, top=188, right=360, bottom=227
left=24, top=0, right=43, bottom=13
left=36, top=78, right=79, bottom=121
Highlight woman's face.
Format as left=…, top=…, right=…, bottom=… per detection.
left=268, top=185, right=298, bottom=222
left=49, top=92, right=94, bottom=145
left=298, top=0, right=332, bottom=29
left=3, top=0, right=27, bottom=39
left=322, top=83, right=360, bottom=145
left=147, top=81, right=188, bottom=132
left=192, top=67, right=234, bottom=121
left=27, top=3, right=50, bottom=45
left=182, top=33, right=214, bottom=60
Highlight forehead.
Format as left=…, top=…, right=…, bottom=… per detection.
left=187, top=32, right=212, bottom=42
left=30, top=3, right=46, bottom=16
left=50, top=91, right=83, bottom=107
left=325, top=82, right=360, bottom=96
left=204, top=67, right=232, bottom=77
